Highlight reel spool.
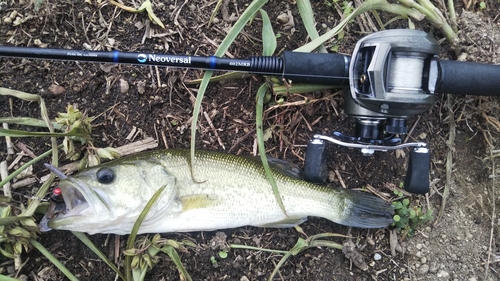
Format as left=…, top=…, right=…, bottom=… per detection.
left=346, top=29, right=440, bottom=134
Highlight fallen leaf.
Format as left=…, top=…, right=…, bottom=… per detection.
left=48, top=84, right=65, bottom=95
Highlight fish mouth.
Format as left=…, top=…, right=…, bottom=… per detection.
left=58, top=183, right=90, bottom=217
left=39, top=183, right=91, bottom=232
left=40, top=164, right=92, bottom=231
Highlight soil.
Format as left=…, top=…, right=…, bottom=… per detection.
left=1, top=1, right=499, bottom=281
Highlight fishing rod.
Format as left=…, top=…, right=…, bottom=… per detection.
left=0, top=45, right=350, bottom=86
left=1, top=29, right=500, bottom=194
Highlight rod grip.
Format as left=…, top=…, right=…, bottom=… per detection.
left=281, top=51, right=350, bottom=85
left=404, top=147, right=430, bottom=194
left=436, top=60, right=500, bottom=96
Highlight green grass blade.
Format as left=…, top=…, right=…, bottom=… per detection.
left=230, top=244, right=288, bottom=254
left=294, top=11, right=353, bottom=52
left=184, top=71, right=247, bottom=84
left=0, top=87, right=60, bottom=179
left=273, top=83, right=337, bottom=95
left=190, top=0, right=269, bottom=171
left=0, top=117, right=65, bottom=130
left=0, top=145, right=60, bottom=190
left=208, top=0, right=224, bottom=27
left=72, top=231, right=126, bottom=280
left=0, top=216, right=32, bottom=226
left=0, top=128, right=87, bottom=138
left=268, top=250, right=295, bottom=281
left=125, top=183, right=169, bottom=280
left=296, top=0, right=327, bottom=53
left=256, top=83, right=287, bottom=216
left=132, top=267, right=147, bottom=281
left=295, top=0, right=421, bottom=53
left=259, top=9, right=276, bottom=56
left=29, top=238, right=79, bottom=281
left=0, top=88, right=54, bottom=133
left=161, top=246, right=193, bottom=281
left=0, top=274, right=21, bottom=281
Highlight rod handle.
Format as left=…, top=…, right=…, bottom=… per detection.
left=436, top=60, right=500, bottom=96
left=281, top=51, right=350, bottom=85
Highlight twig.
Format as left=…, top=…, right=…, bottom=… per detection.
left=334, top=169, right=347, bottom=189
left=228, top=129, right=255, bottom=153
left=15, top=142, right=36, bottom=158
left=0, top=161, right=11, bottom=197
left=484, top=149, right=496, bottom=280
left=403, top=115, right=420, bottom=143
left=436, top=94, right=455, bottom=225
left=203, top=111, right=225, bottom=150
left=3, top=123, right=14, bottom=155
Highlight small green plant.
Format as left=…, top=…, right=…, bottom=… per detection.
left=108, top=0, right=165, bottom=28
left=55, top=104, right=120, bottom=167
left=341, top=1, right=354, bottom=16
left=231, top=231, right=347, bottom=281
left=392, top=196, right=433, bottom=236
left=210, top=255, right=218, bottom=267
left=123, top=234, right=196, bottom=281
left=0, top=204, right=37, bottom=267
left=218, top=249, right=228, bottom=259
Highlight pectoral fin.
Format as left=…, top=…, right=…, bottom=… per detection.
left=180, top=195, right=217, bottom=212
left=254, top=217, right=307, bottom=228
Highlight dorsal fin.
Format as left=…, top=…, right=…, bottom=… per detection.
left=248, top=156, right=303, bottom=179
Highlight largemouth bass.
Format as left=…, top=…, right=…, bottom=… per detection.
left=40, top=149, right=393, bottom=235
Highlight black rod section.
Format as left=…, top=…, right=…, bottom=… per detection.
left=0, top=46, right=261, bottom=72
left=0, top=46, right=352, bottom=86
left=436, top=60, right=500, bottom=96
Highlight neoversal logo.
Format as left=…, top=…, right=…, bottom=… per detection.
left=137, top=54, right=147, bottom=63
left=136, top=54, right=191, bottom=64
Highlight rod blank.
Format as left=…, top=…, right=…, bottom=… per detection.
left=0, top=46, right=351, bottom=86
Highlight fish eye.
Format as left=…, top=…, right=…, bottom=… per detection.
left=96, top=168, right=115, bottom=184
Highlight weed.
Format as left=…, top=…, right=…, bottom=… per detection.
left=55, top=104, right=120, bottom=167
left=123, top=234, right=196, bottom=281
left=232, top=231, right=346, bottom=281
left=218, top=250, right=229, bottom=259
left=0, top=204, right=37, bottom=267
left=210, top=256, right=218, bottom=267
left=392, top=195, right=433, bottom=236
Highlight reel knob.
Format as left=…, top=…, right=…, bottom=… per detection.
left=303, top=138, right=328, bottom=184
left=404, top=147, right=431, bottom=194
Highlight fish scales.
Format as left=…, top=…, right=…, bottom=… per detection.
left=154, top=150, right=347, bottom=232
left=41, top=149, right=394, bottom=235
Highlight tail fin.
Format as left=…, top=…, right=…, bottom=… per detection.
left=341, top=190, right=394, bottom=228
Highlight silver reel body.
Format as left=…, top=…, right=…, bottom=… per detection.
left=347, top=29, right=440, bottom=137
left=305, top=30, right=438, bottom=194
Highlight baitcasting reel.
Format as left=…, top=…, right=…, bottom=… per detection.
left=303, top=29, right=499, bottom=194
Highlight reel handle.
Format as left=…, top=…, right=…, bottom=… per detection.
left=403, top=147, right=431, bottom=194
left=436, top=60, right=500, bottom=96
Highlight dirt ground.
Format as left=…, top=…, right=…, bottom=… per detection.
left=1, top=0, right=500, bottom=280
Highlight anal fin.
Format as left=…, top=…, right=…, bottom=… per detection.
left=254, top=217, right=307, bottom=228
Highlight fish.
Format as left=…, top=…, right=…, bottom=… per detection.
left=40, top=149, right=393, bottom=235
